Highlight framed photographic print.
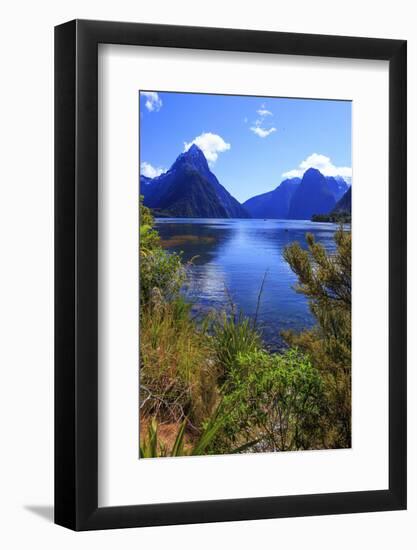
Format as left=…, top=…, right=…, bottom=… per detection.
left=55, top=20, right=407, bottom=530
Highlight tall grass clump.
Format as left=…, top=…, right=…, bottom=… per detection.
left=140, top=405, right=259, bottom=458
left=140, top=294, right=219, bottom=427
left=213, top=311, right=262, bottom=382
left=140, top=406, right=226, bottom=458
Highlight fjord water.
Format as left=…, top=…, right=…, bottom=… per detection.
left=156, top=218, right=339, bottom=350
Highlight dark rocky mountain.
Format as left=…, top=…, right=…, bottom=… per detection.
left=287, top=168, right=337, bottom=220
left=140, top=175, right=152, bottom=186
left=139, top=175, right=153, bottom=196
left=332, top=186, right=351, bottom=215
left=243, top=171, right=349, bottom=220
left=140, top=145, right=250, bottom=218
left=311, top=185, right=352, bottom=222
left=243, top=178, right=301, bottom=219
left=326, top=176, right=349, bottom=202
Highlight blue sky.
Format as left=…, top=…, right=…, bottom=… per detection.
left=139, top=91, right=351, bottom=203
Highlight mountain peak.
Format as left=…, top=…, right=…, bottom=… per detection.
left=303, top=167, right=323, bottom=178
left=173, top=144, right=209, bottom=173
left=288, top=167, right=336, bottom=219
left=183, top=143, right=207, bottom=162
left=187, top=143, right=204, bottom=155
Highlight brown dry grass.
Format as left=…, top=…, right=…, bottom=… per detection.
left=140, top=298, right=219, bottom=427
left=160, top=235, right=215, bottom=248
left=139, top=413, right=197, bottom=455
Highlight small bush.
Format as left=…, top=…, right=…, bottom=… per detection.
left=140, top=247, right=186, bottom=306
left=211, top=349, right=325, bottom=453
left=139, top=194, right=160, bottom=255
left=282, top=227, right=351, bottom=448
left=139, top=195, right=185, bottom=306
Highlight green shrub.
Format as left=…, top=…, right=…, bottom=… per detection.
left=282, top=227, right=351, bottom=448
left=139, top=195, right=160, bottom=255
left=139, top=195, right=185, bottom=306
left=140, top=247, right=186, bottom=306
left=211, top=349, right=325, bottom=453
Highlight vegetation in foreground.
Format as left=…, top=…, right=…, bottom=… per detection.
left=139, top=197, right=352, bottom=456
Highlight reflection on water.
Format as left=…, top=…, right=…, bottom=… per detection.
left=156, top=218, right=339, bottom=350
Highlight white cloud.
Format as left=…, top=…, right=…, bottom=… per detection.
left=282, top=153, right=352, bottom=180
left=140, top=161, right=166, bottom=178
left=183, top=132, right=231, bottom=163
left=250, top=126, right=277, bottom=138
left=250, top=104, right=276, bottom=138
left=140, top=91, right=162, bottom=112
left=257, top=108, right=272, bottom=117
left=281, top=169, right=302, bottom=179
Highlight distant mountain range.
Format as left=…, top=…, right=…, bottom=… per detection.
left=244, top=168, right=349, bottom=220
left=140, top=145, right=351, bottom=220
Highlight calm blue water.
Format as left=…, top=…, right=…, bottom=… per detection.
left=156, top=218, right=339, bottom=350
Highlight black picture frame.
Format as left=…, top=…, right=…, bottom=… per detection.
left=55, top=19, right=407, bottom=531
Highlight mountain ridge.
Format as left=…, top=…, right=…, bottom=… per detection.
left=244, top=169, right=349, bottom=220
left=332, top=186, right=352, bottom=214
left=243, top=178, right=301, bottom=219
left=141, top=145, right=250, bottom=218
left=288, top=168, right=336, bottom=220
